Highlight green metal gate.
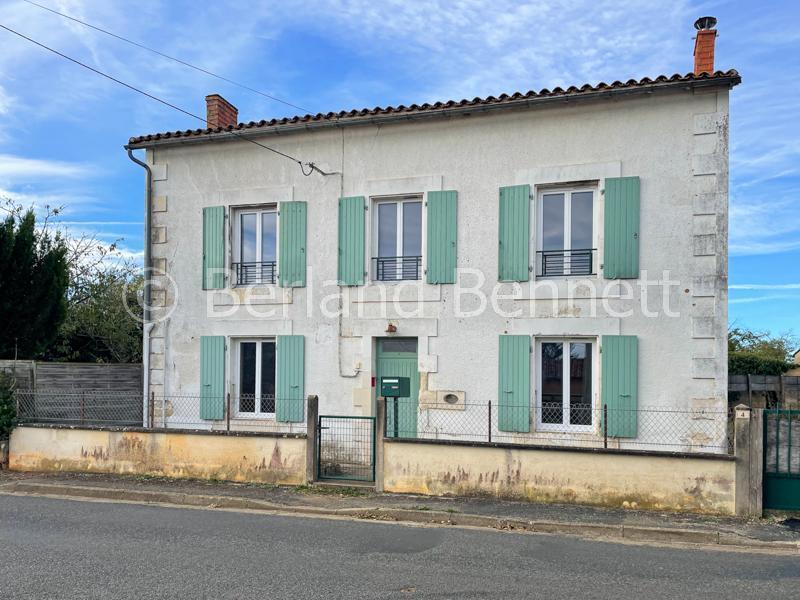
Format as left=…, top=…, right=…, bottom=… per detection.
left=317, top=415, right=376, bottom=482
left=763, top=409, right=800, bottom=510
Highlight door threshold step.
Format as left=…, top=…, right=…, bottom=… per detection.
left=312, top=480, right=376, bottom=490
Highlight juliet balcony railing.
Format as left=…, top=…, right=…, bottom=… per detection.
left=537, top=249, right=596, bottom=277
left=372, top=256, right=422, bottom=281
left=233, top=261, right=277, bottom=285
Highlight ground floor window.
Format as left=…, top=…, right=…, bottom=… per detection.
left=536, top=339, right=593, bottom=431
left=236, top=339, right=276, bottom=416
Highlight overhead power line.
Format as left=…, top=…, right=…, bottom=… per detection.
left=21, top=0, right=312, bottom=115
left=0, top=22, right=334, bottom=176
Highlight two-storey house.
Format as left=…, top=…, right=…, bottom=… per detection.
left=126, top=18, right=739, bottom=452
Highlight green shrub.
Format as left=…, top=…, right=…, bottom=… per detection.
left=0, top=373, right=16, bottom=438
left=728, top=351, right=794, bottom=376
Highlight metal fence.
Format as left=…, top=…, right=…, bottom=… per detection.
left=15, top=391, right=307, bottom=434
left=15, top=390, right=143, bottom=426
left=385, top=399, right=733, bottom=454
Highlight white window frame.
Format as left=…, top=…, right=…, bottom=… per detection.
left=535, top=186, right=596, bottom=277
left=535, top=338, right=596, bottom=433
left=231, top=205, right=278, bottom=286
left=233, top=338, right=277, bottom=418
left=371, top=195, right=423, bottom=281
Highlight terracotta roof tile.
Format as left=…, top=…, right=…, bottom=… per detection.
left=127, top=70, right=740, bottom=147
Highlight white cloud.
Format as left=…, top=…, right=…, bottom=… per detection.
left=58, top=220, right=143, bottom=226
left=730, top=294, right=800, bottom=305
left=730, top=284, right=800, bottom=290
left=0, top=154, right=90, bottom=183
left=269, top=0, right=691, bottom=102
left=730, top=195, right=800, bottom=256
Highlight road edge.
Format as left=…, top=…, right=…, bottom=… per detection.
left=1, top=481, right=797, bottom=553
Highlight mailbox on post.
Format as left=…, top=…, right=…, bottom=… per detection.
left=380, top=376, right=410, bottom=398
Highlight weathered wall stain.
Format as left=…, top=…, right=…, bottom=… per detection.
left=9, top=427, right=305, bottom=485
left=384, top=442, right=736, bottom=515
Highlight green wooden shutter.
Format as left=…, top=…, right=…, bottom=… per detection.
left=200, top=336, right=225, bottom=420
left=426, top=190, right=458, bottom=284
left=338, top=196, right=365, bottom=286
left=278, top=201, right=307, bottom=287
left=498, top=335, right=531, bottom=432
left=601, top=335, right=638, bottom=437
left=498, top=185, right=530, bottom=282
left=202, top=206, right=225, bottom=290
left=603, top=177, right=640, bottom=279
left=276, top=335, right=305, bottom=422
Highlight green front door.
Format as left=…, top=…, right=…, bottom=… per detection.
left=376, top=337, right=419, bottom=438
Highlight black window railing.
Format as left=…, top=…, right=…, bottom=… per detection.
left=237, top=393, right=276, bottom=414
left=373, top=256, right=422, bottom=281
left=233, top=261, right=277, bottom=285
left=537, top=249, right=596, bottom=277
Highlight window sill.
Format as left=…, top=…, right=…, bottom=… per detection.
left=231, top=283, right=279, bottom=289
left=369, top=278, right=424, bottom=284
left=535, top=273, right=598, bottom=280
left=210, top=287, right=293, bottom=308
left=233, top=414, right=277, bottom=421
left=535, top=425, right=597, bottom=435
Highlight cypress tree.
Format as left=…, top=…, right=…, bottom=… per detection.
left=0, top=209, right=69, bottom=358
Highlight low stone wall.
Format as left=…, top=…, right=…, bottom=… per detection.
left=383, top=440, right=736, bottom=514
left=9, top=425, right=306, bottom=485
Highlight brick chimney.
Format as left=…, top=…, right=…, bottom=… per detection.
left=205, top=94, right=238, bottom=129
left=693, top=16, right=717, bottom=74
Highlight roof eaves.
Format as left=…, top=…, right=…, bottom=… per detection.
left=126, top=70, right=741, bottom=149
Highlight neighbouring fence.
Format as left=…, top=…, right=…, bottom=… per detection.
left=15, top=391, right=307, bottom=434
left=385, top=399, right=733, bottom=454
left=0, top=361, right=142, bottom=394
left=728, top=374, right=800, bottom=407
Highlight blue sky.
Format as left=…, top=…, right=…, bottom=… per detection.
left=0, top=0, right=798, bottom=336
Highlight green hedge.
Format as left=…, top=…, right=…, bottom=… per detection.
left=729, top=352, right=795, bottom=376
left=0, top=373, right=15, bottom=438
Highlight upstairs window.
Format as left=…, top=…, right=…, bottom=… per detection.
left=373, top=196, right=422, bottom=281
left=537, top=188, right=595, bottom=277
left=234, top=207, right=277, bottom=285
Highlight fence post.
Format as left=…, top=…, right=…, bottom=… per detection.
left=375, top=397, right=386, bottom=492
left=148, top=392, right=154, bottom=429
left=488, top=400, right=492, bottom=443
left=747, top=374, right=752, bottom=406
left=779, top=376, right=785, bottom=406
left=226, top=393, right=231, bottom=432
left=734, top=404, right=763, bottom=517
left=80, top=391, right=85, bottom=426
left=305, top=395, right=319, bottom=484
left=603, top=404, right=608, bottom=449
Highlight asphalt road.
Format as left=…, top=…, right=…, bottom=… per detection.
left=0, top=495, right=797, bottom=599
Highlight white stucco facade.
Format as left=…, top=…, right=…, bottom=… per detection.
left=132, top=80, right=734, bottom=451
